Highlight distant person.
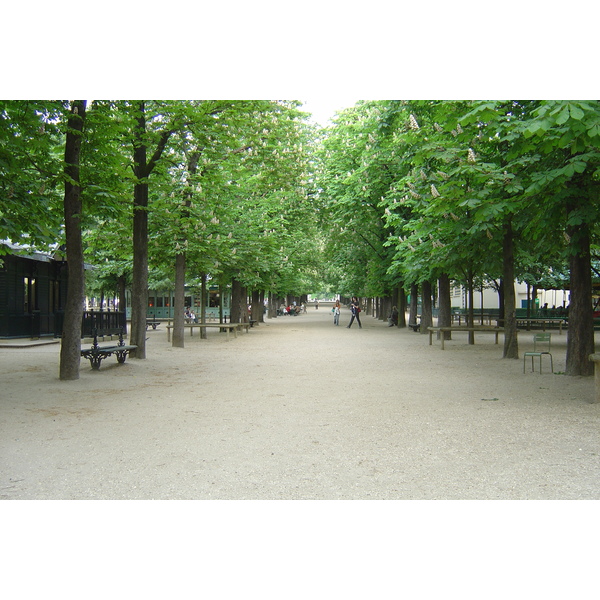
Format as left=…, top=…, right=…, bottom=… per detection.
left=315, top=299, right=319, bottom=310
left=346, top=297, right=362, bottom=329
left=332, top=300, right=341, bottom=326
left=388, top=306, right=398, bottom=327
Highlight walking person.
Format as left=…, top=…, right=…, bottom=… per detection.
left=346, top=296, right=362, bottom=328
left=332, top=300, right=341, bottom=326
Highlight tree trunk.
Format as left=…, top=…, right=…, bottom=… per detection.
left=59, top=100, right=87, bottom=381
left=200, top=274, right=207, bottom=338
left=420, top=281, right=433, bottom=334
left=397, top=285, right=407, bottom=328
left=438, top=273, right=452, bottom=340
left=259, top=290, right=265, bottom=323
left=566, top=220, right=594, bottom=376
left=498, top=279, right=505, bottom=328
left=230, top=278, right=242, bottom=323
left=502, top=219, right=519, bottom=359
left=130, top=103, right=149, bottom=358
left=117, top=274, right=127, bottom=325
left=129, top=101, right=174, bottom=358
left=466, top=270, right=475, bottom=344
left=241, top=285, right=249, bottom=322
left=219, top=283, right=225, bottom=323
left=409, top=283, right=418, bottom=326
left=251, top=289, right=261, bottom=323
left=172, top=252, right=186, bottom=348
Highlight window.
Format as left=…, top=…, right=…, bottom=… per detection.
left=24, top=277, right=37, bottom=313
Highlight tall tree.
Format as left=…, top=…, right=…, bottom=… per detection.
left=59, top=101, right=87, bottom=380
left=130, top=101, right=176, bottom=358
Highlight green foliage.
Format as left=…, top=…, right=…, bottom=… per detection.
left=0, top=101, right=67, bottom=251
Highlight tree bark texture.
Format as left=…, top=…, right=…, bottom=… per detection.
left=200, top=274, right=207, bottom=338
left=130, top=103, right=149, bottom=358
left=409, top=283, right=418, bottom=327
left=251, top=289, right=261, bottom=323
left=566, top=220, right=594, bottom=376
left=502, top=220, right=519, bottom=359
left=466, top=270, right=475, bottom=344
left=172, top=252, right=186, bottom=348
left=420, top=281, right=433, bottom=334
left=59, top=101, right=87, bottom=380
left=437, top=273, right=452, bottom=340
left=230, top=278, right=242, bottom=323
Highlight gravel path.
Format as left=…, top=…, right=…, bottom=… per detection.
left=1, top=307, right=599, bottom=500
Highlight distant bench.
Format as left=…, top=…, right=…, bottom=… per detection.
left=81, top=328, right=137, bottom=370
left=408, top=315, right=421, bottom=332
left=166, top=322, right=250, bottom=342
left=427, top=326, right=504, bottom=350
left=516, top=318, right=566, bottom=334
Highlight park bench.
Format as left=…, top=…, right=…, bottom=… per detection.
left=516, top=318, right=566, bottom=334
left=166, top=322, right=251, bottom=342
left=427, top=326, right=504, bottom=350
left=81, top=328, right=137, bottom=370
left=408, top=315, right=421, bottom=332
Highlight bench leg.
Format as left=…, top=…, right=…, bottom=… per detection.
left=115, top=350, right=129, bottom=364
left=89, top=355, right=104, bottom=370
left=594, top=363, right=600, bottom=403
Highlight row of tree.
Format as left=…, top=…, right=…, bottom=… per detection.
left=315, top=100, right=600, bottom=376
left=1, top=100, right=321, bottom=380
left=2, top=99, right=599, bottom=379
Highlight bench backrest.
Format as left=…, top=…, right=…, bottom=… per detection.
left=533, top=333, right=551, bottom=352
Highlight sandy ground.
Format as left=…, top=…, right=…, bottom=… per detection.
left=1, top=306, right=599, bottom=500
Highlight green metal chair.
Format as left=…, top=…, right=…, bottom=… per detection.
left=523, top=333, right=553, bottom=373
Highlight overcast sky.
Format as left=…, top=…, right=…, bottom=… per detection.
left=301, top=98, right=360, bottom=127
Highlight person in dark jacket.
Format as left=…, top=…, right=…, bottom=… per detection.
left=347, top=297, right=362, bottom=329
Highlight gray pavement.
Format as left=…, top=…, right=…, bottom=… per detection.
left=1, top=307, right=599, bottom=500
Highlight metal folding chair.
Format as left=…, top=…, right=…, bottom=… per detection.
left=523, top=333, right=553, bottom=373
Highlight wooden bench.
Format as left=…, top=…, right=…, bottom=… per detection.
left=427, top=326, right=504, bottom=350
left=516, top=318, right=566, bottom=334
left=81, top=328, right=137, bottom=370
left=166, top=322, right=250, bottom=342
left=588, top=354, right=600, bottom=404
